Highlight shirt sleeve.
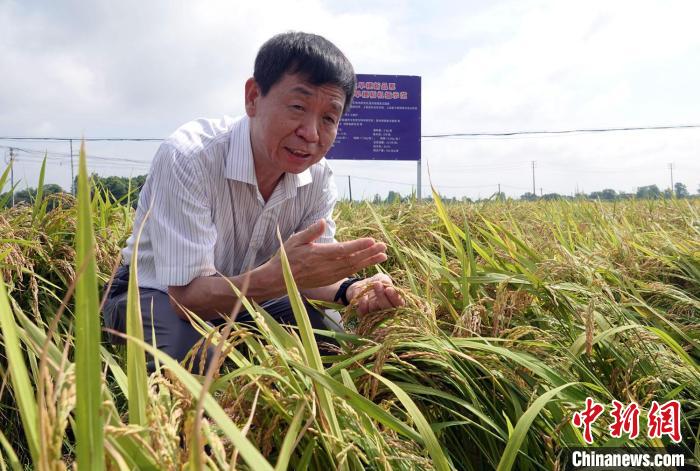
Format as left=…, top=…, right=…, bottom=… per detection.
left=297, top=164, right=338, bottom=244
left=145, top=144, right=218, bottom=286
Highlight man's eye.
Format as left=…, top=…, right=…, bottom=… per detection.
left=324, top=116, right=337, bottom=125
left=291, top=105, right=304, bottom=111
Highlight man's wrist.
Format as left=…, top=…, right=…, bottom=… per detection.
left=334, top=277, right=363, bottom=306
left=254, top=260, right=285, bottom=298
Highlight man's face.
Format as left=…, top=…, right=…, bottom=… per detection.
left=245, top=73, right=345, bottom=177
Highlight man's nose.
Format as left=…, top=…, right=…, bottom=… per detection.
left=295, top=116, right=320, bottom=143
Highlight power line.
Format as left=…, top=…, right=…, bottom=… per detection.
left=421, top=123, right=700, bottom=139
left=0, top=145, right=152, bottom=166
left=2, top=123, right=700, bottom=143
left=0, top=137, right=163, bottom=142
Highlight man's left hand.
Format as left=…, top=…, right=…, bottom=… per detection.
left=346, top=274, right=405, bottom=315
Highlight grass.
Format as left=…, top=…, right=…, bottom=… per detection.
left=0, top=153, right=697, bottom=469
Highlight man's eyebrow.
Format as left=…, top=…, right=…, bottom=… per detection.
left=329, top=101, right=343, bottom=113
left=291, top=85, right=343, bottom=113
left=290, top=86, right=313, bottom=96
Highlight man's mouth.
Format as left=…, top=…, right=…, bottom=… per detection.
left=285, top=147, right=311, bottom=159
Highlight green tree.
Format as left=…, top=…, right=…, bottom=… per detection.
left=542, top=193, right=563, bottom=201
left=589, top=189, right=617, bottom=201
left=5, top=184, right=65, bottom=210
left=636, top=185, right=661, bottom=199
left=520, top=192, right=538, bottom=201
left=674, top=182, right=689, bottom=198
left=73, top=173, right=147, bottom=207
left=385, top=190, right=402, bottom=204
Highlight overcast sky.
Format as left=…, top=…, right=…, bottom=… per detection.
left=1, top=0, right=699, bottom=200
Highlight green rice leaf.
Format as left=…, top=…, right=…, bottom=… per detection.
left=31, top=153, right=47, bottom=224
left=275, top=401, right=306, bottom=471
left=496, top=383, right=579, bottom=471
left=126, top=216, right=149, bottom=425
left=0, top=277, right=39, bottom=465
left=74, top=140, right=104, bottom=470
left=120, top=334, right=274, bottom=471
left=0, top=427, right=21, bottom=471
left=366, top=370, right=452, bottom=471
left=292, top=362, right=422, bottom=443
left=276, top=229, right=343, bottom=442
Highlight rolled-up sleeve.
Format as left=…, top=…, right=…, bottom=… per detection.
left=297, top=165, right=338, bottom=243
left=147, top=144, right=217, bottom=286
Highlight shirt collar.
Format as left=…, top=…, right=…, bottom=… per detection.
left=225, top=115, right=313, bottom=190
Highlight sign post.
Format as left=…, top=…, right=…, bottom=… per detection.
left=327, top=74, right=421, bottom=199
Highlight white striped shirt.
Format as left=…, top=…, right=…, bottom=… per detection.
left=121, top=115, right=338, bottom=292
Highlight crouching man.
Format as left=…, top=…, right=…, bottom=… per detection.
left=102, top=31, right=404, bottom=370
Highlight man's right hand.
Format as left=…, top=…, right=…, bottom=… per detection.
left=169, top=220, right=387, bottom=320
left=263, top=219, right=387, bottom=290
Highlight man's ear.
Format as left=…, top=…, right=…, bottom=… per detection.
left=244, top=78, right=260, bottom=117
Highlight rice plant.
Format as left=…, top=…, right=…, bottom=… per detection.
left=0, top=149, right=697, bottom=469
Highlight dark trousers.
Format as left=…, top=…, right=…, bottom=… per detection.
left=102, top=265, right=337, bottom=372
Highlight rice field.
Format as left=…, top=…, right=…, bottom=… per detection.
left=0, top=150, right=698, bottom=470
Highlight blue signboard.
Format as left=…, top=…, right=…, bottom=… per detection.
left=327, top=74, right=421, bottom=161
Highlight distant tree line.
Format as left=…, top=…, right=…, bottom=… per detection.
left=1, top=174, right=147, bottom=209
left=369, top=182, right=699, bottom=204
left=519, top=182, right=695, bottom=201
left=2, top=175, right=698, bottom=209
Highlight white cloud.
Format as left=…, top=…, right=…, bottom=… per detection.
left=0, top=0, right=698, bottom=198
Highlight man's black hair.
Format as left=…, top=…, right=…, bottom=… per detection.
left=254, top=31, right=356, bottom=113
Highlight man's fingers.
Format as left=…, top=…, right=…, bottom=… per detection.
left=384, top=286, right=405, bottom=307
left=341, top=252, right=387, bottom=277
left=345, top=243, right=387, bottom=268
left=358, top=295, right=369, bottom=315
left=371, top=283, right=394, bottom=310
left=312, top=237, right=377, bottom=258
left=289, top=219, right=326, bottom=246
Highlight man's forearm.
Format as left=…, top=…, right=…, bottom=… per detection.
left=168, top=264, right=286, bottom=320
left=300, top=279, right=345, bottom=303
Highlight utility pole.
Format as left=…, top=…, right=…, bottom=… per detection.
left=668, top=163, right=674, bottom=196
left=531, top=161, right=536, bottom=195
left=9, top=148, right=15, bottom=206
left=498, top=183, right=501, bottom=198
left=347, top=175, right=352, bottom=202
left=70, top=139, right=75, bottom=196
left=416, top=160, right=422, bottom=201
left=540, top=187, right=543, bottom=197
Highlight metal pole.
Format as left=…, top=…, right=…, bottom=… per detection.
left=531, top=161, right=536, bottom=195
left=347, top=175, right=352, bottom=201
left=70, top=139, right=74, bottom=195
left=9, top=148, right=15, bottom=206
left=668, top=163, right=674, bottom=196
left=416, top=160, right=422, bottom=200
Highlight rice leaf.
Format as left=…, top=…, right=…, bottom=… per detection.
left=0, top=277, right=39, bottom=465
left=30, top=153, right=47, bottom=224
left=366, top=370, right=452, bottom=471
left=74, top=140, right=104, bottom=470
left=119, top=334, right=274, bottom=471
left=0, top=428, right=20, bottom=471
left=276, top=229, right=343, bottom=442
left=126, top=216, right=149, bottom=425
left=496, top=383, right=579, bottom=471
left=292, top=362, right=422, bottom=443
left=274, top=401, right=306, bottom=471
